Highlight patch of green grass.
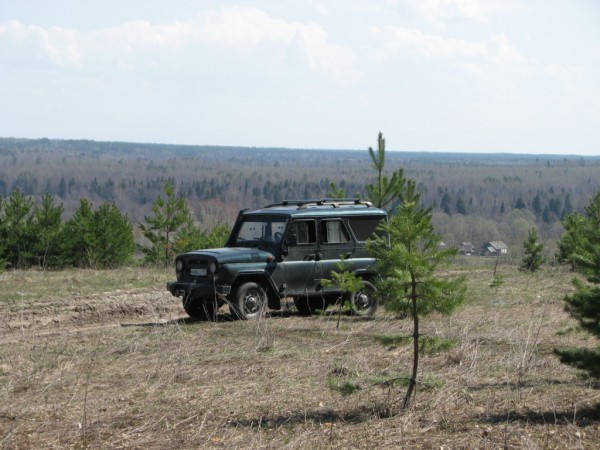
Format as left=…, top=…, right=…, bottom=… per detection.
left=373, top=334, right=410, bottom=347
left=327, top=378, right=361, bottom=396
left=420, top=336, right=457, bottom=355
left=556, top=326, right=582, bottom=336
left=0, top=293, right=31, bottom=304
left=0, top=267, right=171, bottom=303
left=489, top=274, right=505, bottom=289
left=366, top=374, right=410, bottom=388
left=421, top=374, right=443, bottom=388
left=366, top=374, right=443, bottom=389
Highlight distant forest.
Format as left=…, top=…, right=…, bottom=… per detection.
left=1, top=137, right=599, bottom=259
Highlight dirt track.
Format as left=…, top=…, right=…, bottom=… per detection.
left=0, top=287, right=185, bottom=344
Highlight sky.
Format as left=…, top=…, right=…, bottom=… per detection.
left=1, top=1, right=599, bottom=155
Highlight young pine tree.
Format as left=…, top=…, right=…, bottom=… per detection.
left=139, top=181, right=194, bottom=266
left=0, top=196, right=5, bottom=271
left=557, top=212, right=591, bottom=272
left=520, top=227, right=546, bottom=272
left=61, top=199, right=134, bottom=268
left=33, top=193, right=64, bottom=269
left=60, top=198, right=97, bottom=268
left=0, top=188, right=36, bottom=268
left=91, top=202, right=135, bottom=268
left=327, top=132, right=404, bottom=210
left=555, top=192, right=600, bottom=378
left=365, top=132, right=406, bottom=212
left=368, top=178, right=466, bottom=409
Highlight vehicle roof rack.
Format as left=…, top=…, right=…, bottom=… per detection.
left=263, top=198, right=374, bottom=209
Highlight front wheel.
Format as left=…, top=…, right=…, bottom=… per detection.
left=183, top=297, right=216, bottom=321
left=230, top=282, right=267, bottom=320
left=349, top=280, right=378, bottom=317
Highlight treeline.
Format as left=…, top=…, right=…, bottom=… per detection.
left=0, top=190, right=133, bottom=270
left=0, top=185, right=228, bottom=270
left=1, top=138, right=599, bottom=257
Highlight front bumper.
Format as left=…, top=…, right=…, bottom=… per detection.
left=166, top=281, right=231, bottom=299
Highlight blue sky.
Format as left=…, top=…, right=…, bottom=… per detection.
left=1, top=0, right=599, bottom=155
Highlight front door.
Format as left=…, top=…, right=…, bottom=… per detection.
left=282, top=219, right=319, bottom=295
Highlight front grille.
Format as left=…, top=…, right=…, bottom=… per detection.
left=186, top=258, right=211, bottom=279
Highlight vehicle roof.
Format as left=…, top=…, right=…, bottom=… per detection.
left=243, top=199, right=388, bottom=219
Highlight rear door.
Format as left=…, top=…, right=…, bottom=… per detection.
left=316, top=219, right=354, bottom=293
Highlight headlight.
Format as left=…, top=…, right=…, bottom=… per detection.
left=209, top=262, right=217, bottom=274
left=176, top=259, right=183, bottom=271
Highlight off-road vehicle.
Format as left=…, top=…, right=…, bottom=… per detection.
left=167, top=199, right=387, bottom=319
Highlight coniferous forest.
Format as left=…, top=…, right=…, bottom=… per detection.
left=1, top=137, right=599, bottom=267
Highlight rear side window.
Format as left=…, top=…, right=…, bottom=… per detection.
left=348, top=217, right=385, bottom=241
left=320, top=220, right=350, bottom=244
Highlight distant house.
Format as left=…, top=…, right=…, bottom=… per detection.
left=480, top=241, right=509, bottom=257
left=459, top=242, right=475, bottom=256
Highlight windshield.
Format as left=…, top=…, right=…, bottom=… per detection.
left=231, top=217, right=288, bottom=248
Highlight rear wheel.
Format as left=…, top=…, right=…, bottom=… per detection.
left=294, top=296, right=327, bottom=316
left=230, top=282, right=267, bottom=320
left=349, top=280, right=378, bottom=317
left=183, top=297, right=216, bottom=320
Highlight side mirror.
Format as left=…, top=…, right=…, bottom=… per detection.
left=285, top=233, right=298, bottom=247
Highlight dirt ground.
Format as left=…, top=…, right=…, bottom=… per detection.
left=0, top=286, right=178, bottom=344
left=1, top=266, right=599, bottom=449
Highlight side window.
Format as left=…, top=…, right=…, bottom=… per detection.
left=348, top=217, right=385, bottom=241
left=320, top=220, right=350, bottom=244
left=292, top=220, right=316, bottom=245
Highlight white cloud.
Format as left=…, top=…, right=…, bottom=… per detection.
left=411, top=0, right=487, bottom=22
left=369, top=26, right=574, bottom=80
left=96, top=20, right=194, bottom=50
left=0, top=20, right=81, bottom=68
left=195, top=7, right=359, bottom=84
left=197, top=7, right=295, bottom=47
left=372, top=26, right=486, bottom=62
left=288, top=23, right=360, bottom=84
left=0, top=7, right=359, bottom=85
left=295, top=0, right=330, bottom=15
left=487, top=33, right=523, bottom=64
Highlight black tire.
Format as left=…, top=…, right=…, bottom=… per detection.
left=293, top=296, right=327, bottom=316
left=230, top=282, right=267, bottom=320
left=349, top=280, right=378, bottom=317
left=183, top=297, right=216, bottom=320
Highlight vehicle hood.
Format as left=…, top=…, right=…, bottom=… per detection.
left=184, top=247, right=274, bottom=264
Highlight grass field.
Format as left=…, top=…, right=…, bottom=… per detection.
left=1, top=265, right=599, bottom=448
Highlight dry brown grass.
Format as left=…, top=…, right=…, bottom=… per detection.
left=1, top=265, right=599, bottom=448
